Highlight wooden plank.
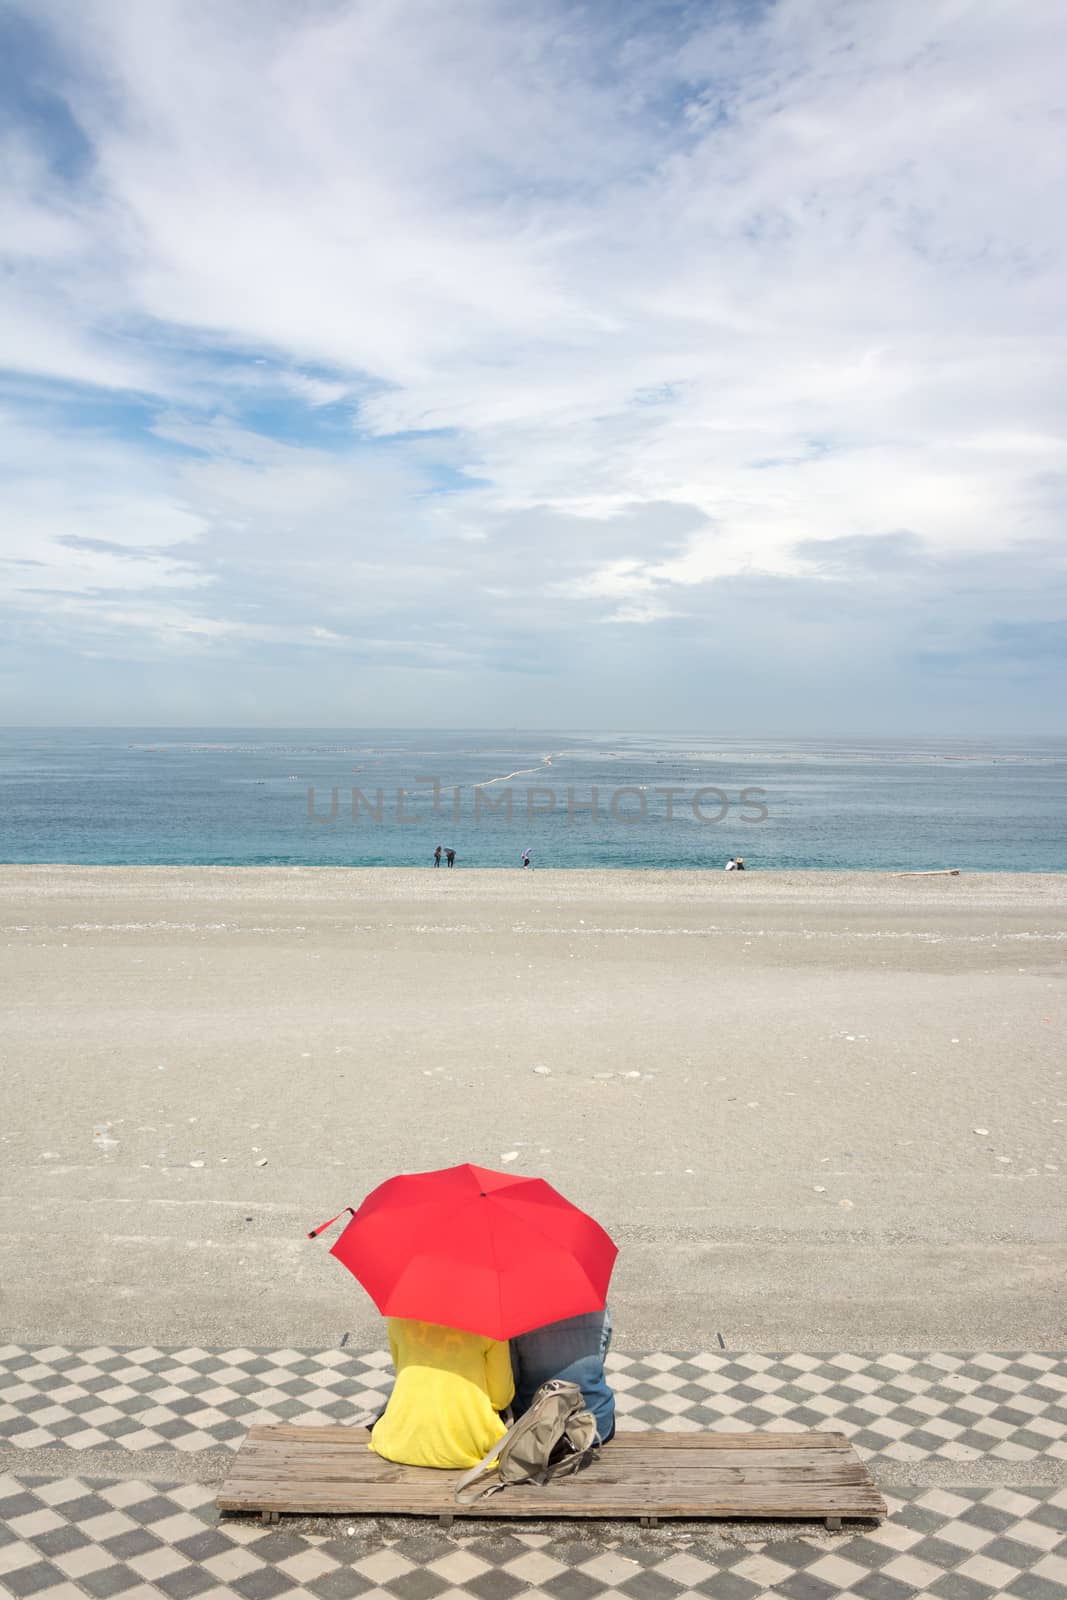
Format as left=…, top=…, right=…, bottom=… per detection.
left=229, top=1456, right=864, bottom=1481
left=226, top=1467, right=873, bottom=1494
left=246, top=1433, right=844, bottom=1459
left=234, top=1447, right=869, bottom=1470
left=229, top=1452, right=869, bottom=1481
left=224, top=1472, right=874, bottom=1502
left=226, top=1469, right=878, bottom=1492
left=246, top=1425, right=375, bottom=1444
left=233, top=1439, right=858, bottom=1467
left=607, top=1440, right=844, bottom=1452
left=227, top=1461, right=866, bottom=1478
left=217, top=1425, right=885, bottom=1522
left=220, top=1469, right=884, bottom=1512
left=219, top=1487, right=886, bottom=1518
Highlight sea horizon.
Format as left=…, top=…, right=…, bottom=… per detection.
left=3, top=727, right=1066, bottom=873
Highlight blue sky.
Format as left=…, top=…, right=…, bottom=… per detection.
left=1, top=0, right=1065, bottom=732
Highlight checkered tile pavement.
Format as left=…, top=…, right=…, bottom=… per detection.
left=1, top=1474, right=1065, bottom=1600
left=2, top=1347, right=1066, bottom=1464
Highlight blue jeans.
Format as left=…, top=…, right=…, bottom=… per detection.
left=510, top=1308, right=615, bottom=1443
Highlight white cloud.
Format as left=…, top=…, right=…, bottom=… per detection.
left=0, top=408, right=208, bottom=604
left=1, top=0, right=1065, bottom=723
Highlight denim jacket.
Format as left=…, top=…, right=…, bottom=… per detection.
left=509, top=1307, right=615, bottom=1442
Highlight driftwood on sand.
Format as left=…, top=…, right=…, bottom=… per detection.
left=890, top=868, right=961, bottom=877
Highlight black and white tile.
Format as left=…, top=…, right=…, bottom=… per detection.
left=1, top=1347, right=1065, bottom=1465
left=1, top=1474, right=1065, bottom=1599
left=2, top=1348, right=1066, bottom=1598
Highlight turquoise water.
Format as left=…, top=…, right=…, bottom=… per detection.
left=1, top=729, right=1066, bottom=870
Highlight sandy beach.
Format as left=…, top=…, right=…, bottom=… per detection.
left=2, top=867, right=1064, bottom=1352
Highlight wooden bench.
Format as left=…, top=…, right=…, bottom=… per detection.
left=217, top=1426, right=885, bottom=1528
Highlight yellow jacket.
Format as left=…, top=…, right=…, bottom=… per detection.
left=369, top=1317, right=515, bottom=1469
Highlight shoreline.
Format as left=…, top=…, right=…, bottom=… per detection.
left=4, top=863, right=1067, bottom=881
left=4, top=862, right=1067, bottom=875
left=4, top=863, right=1067, bottom=915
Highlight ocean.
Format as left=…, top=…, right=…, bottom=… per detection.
left=1, top=729, right=1065, bottom=871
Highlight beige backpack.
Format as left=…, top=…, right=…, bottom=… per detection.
left=455, top=1379, right=600, bottom=1502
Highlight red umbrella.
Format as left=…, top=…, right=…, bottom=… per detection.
left=308, top=1162, right=617, bottom=1341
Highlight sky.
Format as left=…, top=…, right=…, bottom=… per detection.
left=1, top=0, right=1065, bottom=733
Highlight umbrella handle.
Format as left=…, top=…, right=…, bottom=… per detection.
left=307, top=1207, right=355, bottom=1239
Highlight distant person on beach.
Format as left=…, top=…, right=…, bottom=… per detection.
left=725, top=857, right=737, bottom=871
left=510, top=1308, right=615, bottom=1443
left=434, top=845, right=442, bottom=868
left=522, top=848, right=531, bottom=869
left=446, top=848, right=456, bottom=868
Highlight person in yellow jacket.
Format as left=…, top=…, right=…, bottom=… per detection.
left=369, top=1317, right=514, bottom=1469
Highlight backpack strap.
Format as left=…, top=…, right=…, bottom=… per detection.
left=453, top=1412, right=528, bottom=1503
left=454, top=1405, right=601, bottom=1503
left=453, top=1381, right=589, bottom=1504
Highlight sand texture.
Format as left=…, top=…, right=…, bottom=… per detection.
left=1, top=866, right=1064, bottom=1350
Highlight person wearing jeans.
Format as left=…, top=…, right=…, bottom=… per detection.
left=509, top=1306, right=615, bottom=1443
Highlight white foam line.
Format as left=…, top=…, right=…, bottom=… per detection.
left=479, top=753, right=557, bottom=786
left=404, top=752, right=558, bottom=796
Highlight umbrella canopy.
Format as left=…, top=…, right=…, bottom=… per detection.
left=309, top=1162, right=617, bottom=1341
